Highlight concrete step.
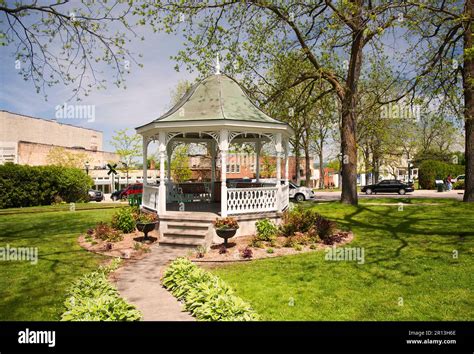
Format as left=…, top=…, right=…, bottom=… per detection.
left=159, top=237, right=205, bottom=248
left=167, top=222, right=210, bottom=231
left=163, top=231, right=207, bottom=238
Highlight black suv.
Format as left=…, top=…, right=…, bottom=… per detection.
left=361, top=180, right=414, bottom=195
left=88, top=189, right=104, bottom=202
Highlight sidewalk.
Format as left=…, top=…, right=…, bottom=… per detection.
left=114, top=244, right=194, bottom=321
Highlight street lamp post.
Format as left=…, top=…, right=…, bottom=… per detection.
left=121, top=161, right=129, bottom=186
left=85, top=161, right=90, bottom=175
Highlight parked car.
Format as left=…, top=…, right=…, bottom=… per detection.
left=121, top=183, right=143, bottom=198
left=88, top=189, right=104, bottom=202
left=361, top=180, right=414, bottom=195
left=110, top=189, right=125, bottom=201
left=288, top=181, right=316, bottom=202
left=452, top=174, right=465, bottom=183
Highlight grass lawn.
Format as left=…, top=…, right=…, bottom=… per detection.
left=0, top=207, right=115, bottom=320
left=0, top=202, right=123, bottom=216
left=212, top=200, right=474, bottom=321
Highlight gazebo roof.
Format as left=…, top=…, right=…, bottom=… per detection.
left=136, top=74, right=289, bottom=131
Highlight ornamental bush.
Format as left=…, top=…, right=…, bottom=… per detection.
left=0, top=163, right=93, bottom=208
left=418, top=160, right=464, bottom=189
left=111, top=207, right=138, bottom=233
left=280, top=208, right=320, bottom=237
left=255, top=218, right=278, bottom=242
left=162, top=258, right=259, bottom=321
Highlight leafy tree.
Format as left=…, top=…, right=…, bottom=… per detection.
left=137, top=1, right=423, bottom=205
left=110, top=129, right=142, bottom=176
left=169, top=79, right=193, bottom=107
left=0, top=1, right=142, bottom=99
left=312, top=94, right=338, bottom=189
left=46, top=147, right=88, bottom=169
left=171, top=145, right=192, bottom=183
left=390, top=0, right=473, bottom=201
left=260, top=153, right=276, bottom=179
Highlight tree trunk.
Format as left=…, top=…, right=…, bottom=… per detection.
left=295, top=141, right=301, bottom=185
left=340, top=26, right=364, bottom=205
left=463, top=0, right=474, bottom=202
left=319, top=145, right=324, bottom=189
left=304, top=142, right=311, bottom=187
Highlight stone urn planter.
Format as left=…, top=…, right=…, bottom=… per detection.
left=213, top=217, right=239, bottom=247
left=136, top=221, right=159, bottom=241
left=135, top=212, right=159, bottom=241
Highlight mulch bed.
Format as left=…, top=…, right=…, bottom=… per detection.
left=78, top=229, right=159, bottom=260
left=190, top=230, right=353, bottom=265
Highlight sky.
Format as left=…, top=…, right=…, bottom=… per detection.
left=0, top=7, right=197, bottom=152
left=0, top=2, right=464, bottom=159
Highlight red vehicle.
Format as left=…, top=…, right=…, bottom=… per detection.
left=121, top=183, right=143, bottom=198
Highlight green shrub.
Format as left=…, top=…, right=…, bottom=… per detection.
left=162, top=258, right=259, bottom=321
left=249, top=239, right=264, bottom=248
left=284, top=233, right=311, bottom=247
left=453, top=181, right=465, bottom=190
left=255, top=219, right=278, bottom=241
left=93, top=222, right=123, bottom=242
left=280, top=208, right=335, bottom=242
left=61, top=259, right=141, bottom=321
left=0, top=163, right=92, bottom=208
left=266, top=248, right=274, bottom=254
left=316, top=215, right=336, bottom=241
left=418, top=160, right=464, bottom=189
left=111, top=207, right=137, bottom=233
left=280, top=208, right=319, bottom=236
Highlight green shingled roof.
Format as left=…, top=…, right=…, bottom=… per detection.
left=152, top=74, right=285, bottom=125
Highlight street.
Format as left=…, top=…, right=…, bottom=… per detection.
left=313, top=189, right=464, bottom=201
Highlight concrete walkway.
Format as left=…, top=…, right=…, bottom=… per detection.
left=114, top=244, right=194, bottom=321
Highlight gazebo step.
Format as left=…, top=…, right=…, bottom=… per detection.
left=159, top=237, right=205, bottom=248
left=163, top=231, right=207, bottom=239
left=167, top=222, right=210, bottom=231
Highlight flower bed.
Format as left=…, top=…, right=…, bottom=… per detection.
left=191, top=208, right=353, bottom=263
left=78, top=207, right=158, bottom=260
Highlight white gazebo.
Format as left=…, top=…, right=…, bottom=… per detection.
left=136, top=72, right=293, bottom=223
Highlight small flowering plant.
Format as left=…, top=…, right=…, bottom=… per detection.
left=135, top=212, right=158, bottom=224
left=213, top=217, right=239, bottom=230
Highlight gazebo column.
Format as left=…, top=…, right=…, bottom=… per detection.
left=210, top=141, right=216, bottom=202
left=158, top=131, right=167, bottom=215
left=255, top=140, right=261, bottom=182
left=166, top=147, right=172, bottom=181
left=219, top=129, right=229, bottom=217
left=275, top=133, right=283, bottom=212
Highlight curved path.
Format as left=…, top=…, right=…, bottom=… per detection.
left=114, top=244, right=194, bottom=321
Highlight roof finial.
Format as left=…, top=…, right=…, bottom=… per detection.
left=215, top=53, right=221, bottom=75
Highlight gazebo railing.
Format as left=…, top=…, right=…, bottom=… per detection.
left=142, top=184, right=160, bottom=211
left=227, top=186, right=278, bottom=214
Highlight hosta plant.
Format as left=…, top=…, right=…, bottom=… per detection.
left=162, top=258, right=259, bottom=321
